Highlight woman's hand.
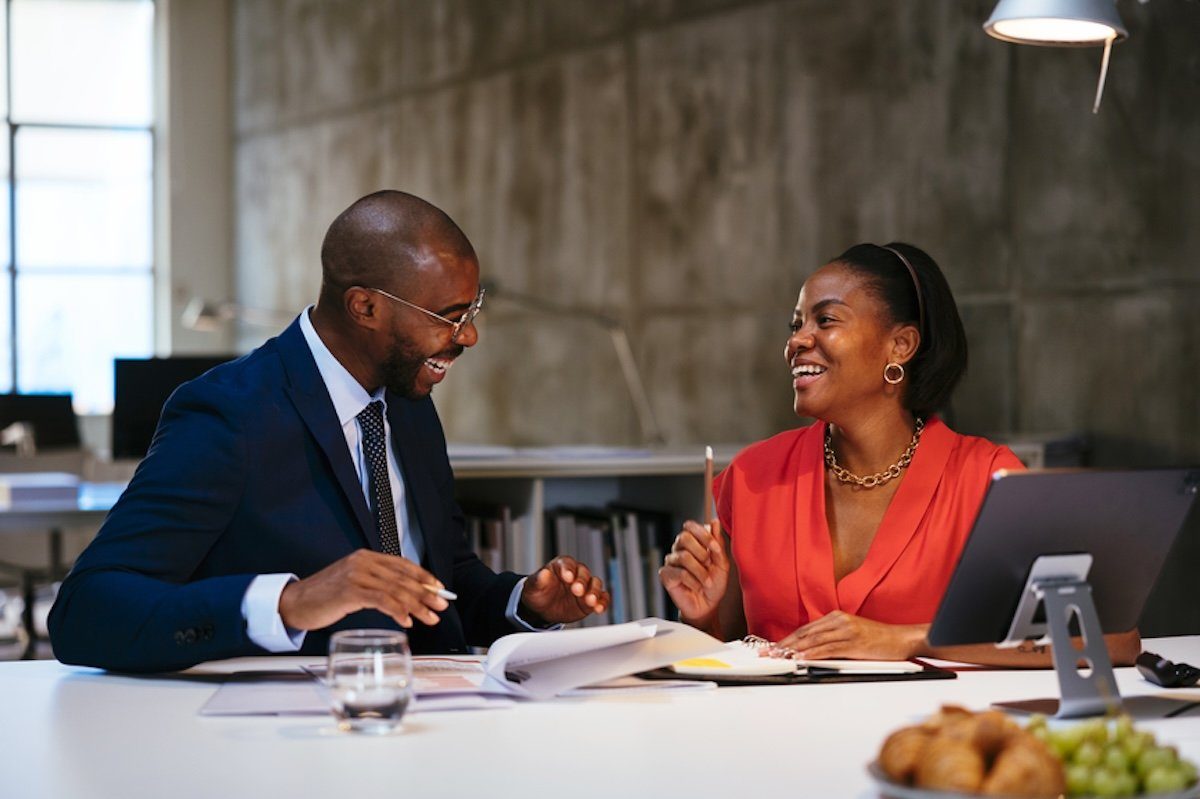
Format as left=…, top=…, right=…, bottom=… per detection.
left=659, top=519, right=729, bottom=626
left=777, top=610, right=927, bottom=661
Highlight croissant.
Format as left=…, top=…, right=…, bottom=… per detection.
left=941, top=709, right=1020, bottom=758
left=980, top=738, right=1065, bottom=798
left=879, top=726, right=933, bottom=784
left=914, top=736, right=986, bottom=793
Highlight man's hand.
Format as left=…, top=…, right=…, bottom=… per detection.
left=658, top=519, right=728, bottom=627
left=776, top=610, right=926, bottom=661
left=278, top=549, right=450, bottom=631
left=519, top=556, right=610, bottom=625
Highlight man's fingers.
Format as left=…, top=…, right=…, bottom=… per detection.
left=550, top=556, right=576, bottom=585
left=369, top=552, right=442, bottom=589
left=568, top=561, right=594, bottom=597
left=590, top=582, right=611, bottom=614
left=581, top=574, right=605, bottom=608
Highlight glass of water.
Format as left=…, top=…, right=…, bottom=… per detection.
left=327, top=629, right=413, bottom=734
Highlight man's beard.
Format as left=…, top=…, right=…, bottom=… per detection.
left=380, top=330, right=463, bottom=399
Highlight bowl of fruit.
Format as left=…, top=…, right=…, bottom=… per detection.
left=869, top=705, right=1198, bottom=798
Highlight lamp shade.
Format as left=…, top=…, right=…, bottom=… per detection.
left=984, top=0, right=1127, bottom=46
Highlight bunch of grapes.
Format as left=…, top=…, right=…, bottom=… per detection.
left=1027, top=715, right=1197, bottom=796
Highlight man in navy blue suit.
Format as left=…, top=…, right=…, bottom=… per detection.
left=49, top=190, right=610, bottom=672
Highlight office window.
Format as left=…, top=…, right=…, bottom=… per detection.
left=2, top=0, right=155, bottom=413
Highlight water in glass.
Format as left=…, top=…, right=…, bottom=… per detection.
left=327, top=629, right=413, bottom=734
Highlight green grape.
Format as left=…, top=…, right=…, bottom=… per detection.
left=1090, top=765, right=1126, bottom=797
left=1179, top=758, right=1198, bottom=785
left=1112, top=715, right=1135, bottom=742
left=1111, top=770, right=1138, bottom=798
left=1075, top=740, right=1104, bottom=767
left=1122, top=730, right=1154, bottom=760
left=1137, top=746, right=1179, bottom=778
left=1065, top=762, right=1093, bottom=795
left=1083, top=718, right=1109, bottom=744
left=1143, top=764, right=1188, bottom=794
left=1103, top=744, right=1132, bottom=774
left=1028, top=713, right=1049, bottom=731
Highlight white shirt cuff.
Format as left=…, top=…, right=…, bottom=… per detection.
left=505, top=576, right=564, bottom=632
left=242, top=573, right=307, bottom=652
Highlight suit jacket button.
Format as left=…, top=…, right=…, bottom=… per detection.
left=174, top=631, right=185, bottom=645
left=184, top=629, right=197, bottom=643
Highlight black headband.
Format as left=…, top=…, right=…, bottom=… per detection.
left=880, top=245, right=925, bottom=336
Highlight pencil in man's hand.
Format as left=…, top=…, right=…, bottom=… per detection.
left=423, top=584, right=458, bottom=601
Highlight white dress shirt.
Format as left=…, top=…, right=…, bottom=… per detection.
left=242, top=308, right=539, bottom=652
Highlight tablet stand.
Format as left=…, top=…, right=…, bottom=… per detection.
left=992, top=553, right=1198, bottom=720
left=995, top=553, right=1121, bottom=718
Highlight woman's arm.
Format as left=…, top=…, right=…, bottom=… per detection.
left=918, top=628, right=1142, bottom=668
left=779, top=613, right=1142, bottom=667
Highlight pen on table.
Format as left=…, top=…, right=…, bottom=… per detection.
left=703, top=445, right=714, bottom=526
left=423, top=584, right=458, bottom=601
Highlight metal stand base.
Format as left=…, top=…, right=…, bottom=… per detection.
left=994, top=555, right=1199, bottom=719
left=995, top=554, right=1117, bottom=719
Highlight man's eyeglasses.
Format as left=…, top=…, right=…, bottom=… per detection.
left=363, top=286, right=485, bottom=342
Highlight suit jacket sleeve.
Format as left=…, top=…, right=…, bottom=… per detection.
left=48, top=378, right=261, bottom=672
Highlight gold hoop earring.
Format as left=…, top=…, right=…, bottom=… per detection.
left=884, top=362, right=905, bottom=385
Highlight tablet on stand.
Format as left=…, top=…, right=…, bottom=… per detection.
left=927, top=467, right=1200, bottom=719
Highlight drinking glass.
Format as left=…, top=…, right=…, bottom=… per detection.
left=327, top=629, right=413, bottom=734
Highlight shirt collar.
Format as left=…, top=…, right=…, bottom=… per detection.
left=299, top=305, right=386, bottom=426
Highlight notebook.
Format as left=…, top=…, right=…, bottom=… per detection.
left=642, top=635, right=956, bottom=686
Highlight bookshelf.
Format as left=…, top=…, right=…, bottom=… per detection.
left=450, top=446, right=740, bottom=623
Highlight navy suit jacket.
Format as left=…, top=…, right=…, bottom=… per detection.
left=48, top=318, right=522, bottom=672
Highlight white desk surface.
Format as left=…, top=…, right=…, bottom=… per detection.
left=2, top=637, right=1198, bottom=799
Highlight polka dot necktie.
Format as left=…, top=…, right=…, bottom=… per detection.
left=356, top=401, right=401, bottom=556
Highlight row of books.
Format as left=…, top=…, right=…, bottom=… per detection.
left=461, top=503, right=679, bottom=625
left=462, top=504, right=525, bottom=575
left=548, top=506, right=675, bottom=626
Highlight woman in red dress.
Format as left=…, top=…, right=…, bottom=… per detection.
left=660, top=243, right=1140, bottom=665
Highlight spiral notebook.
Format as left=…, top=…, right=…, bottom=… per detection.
left=640, top=635, right=956, bottom=686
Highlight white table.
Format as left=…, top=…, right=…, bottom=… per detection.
left=2, top=637, right=1198, bottom=799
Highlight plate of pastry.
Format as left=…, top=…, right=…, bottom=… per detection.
left=869, top=706, right=1199, bottom=799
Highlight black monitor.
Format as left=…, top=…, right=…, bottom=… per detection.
left=111, top=356, right=235, bottom=460
left=0, top=393, right=80, bottom=450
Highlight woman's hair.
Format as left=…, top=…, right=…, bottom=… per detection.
left=832, top=242, right=967, bottom=419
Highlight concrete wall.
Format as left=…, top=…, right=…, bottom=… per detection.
left=231, top=1, right=1200, bottom=631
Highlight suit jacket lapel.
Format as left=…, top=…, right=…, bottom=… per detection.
left=836, top=416, right=955, bottom=615
left=276, top=318, right=379, bottom=550
left=386, top=397, right=451, bottom=581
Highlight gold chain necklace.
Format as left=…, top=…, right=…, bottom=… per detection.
left=824, top=418, right=925, bottom=489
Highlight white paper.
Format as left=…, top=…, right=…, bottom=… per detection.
left=484, top=619, right=658, bottom=672
left=483, top=618, right=724, bottom=700
left=198, top=670, right=514, bottom=717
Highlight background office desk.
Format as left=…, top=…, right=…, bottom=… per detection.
left=0, top=482, right=124, bottom=659
left=1, top=638, right=1197, bottom=799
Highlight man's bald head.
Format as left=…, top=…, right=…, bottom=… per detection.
left=319, top=190, right=476, bottom=303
